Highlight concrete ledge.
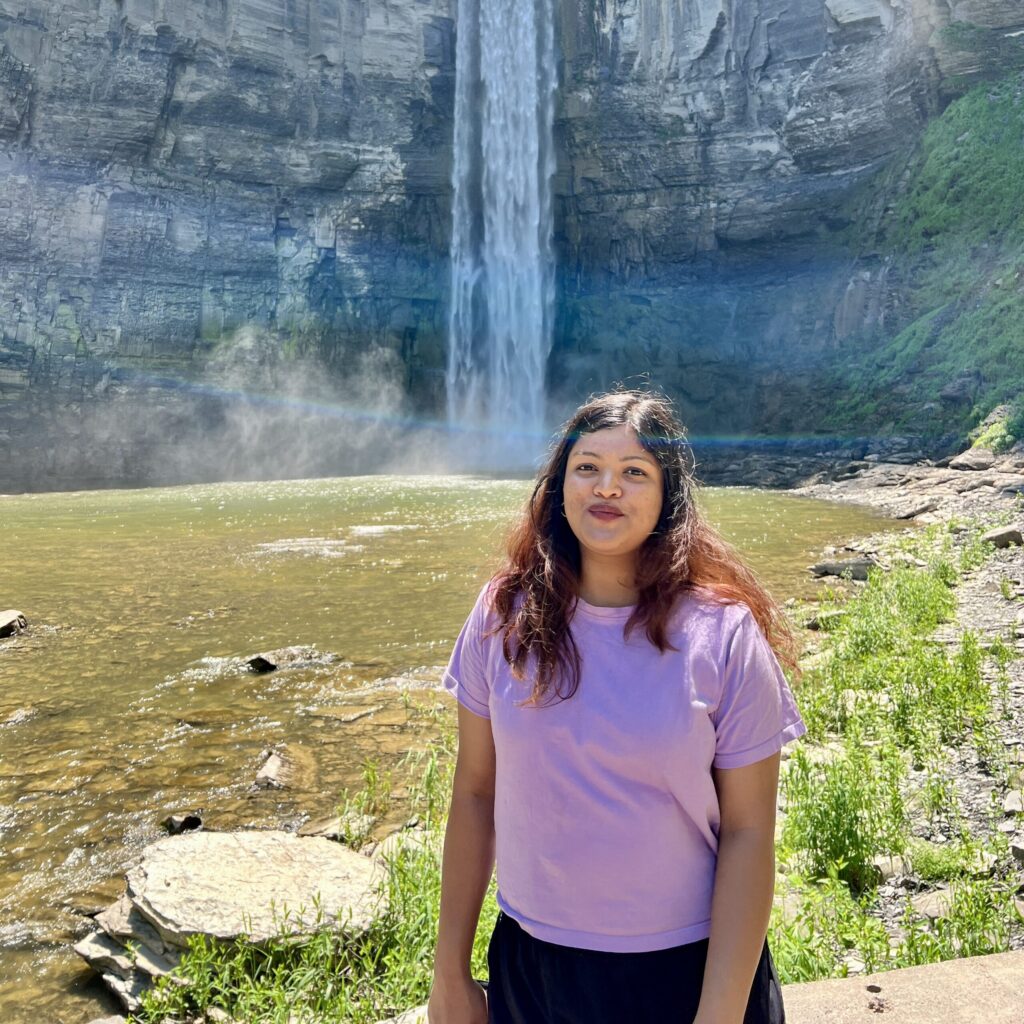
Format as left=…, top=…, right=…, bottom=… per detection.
left=783, top=950, right=1024, bottom=1023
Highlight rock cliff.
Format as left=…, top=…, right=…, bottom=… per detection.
left=1, top=0, right=1022, bottom=489
left=0, top=0, right=454, bottom=488
left=550, top=0, right=1024, bottom=434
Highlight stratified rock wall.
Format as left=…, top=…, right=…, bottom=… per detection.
left=0, top=0, right=454, bottom=489
left=551, top=0, right=1024, bottom=433
left=1, top=0, right=1023, bottom=489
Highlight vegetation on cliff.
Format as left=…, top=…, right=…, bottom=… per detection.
left=821, top=69, right=1024, bottom=448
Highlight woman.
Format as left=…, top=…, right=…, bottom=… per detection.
left=428, top=389, right=807, bottom=1024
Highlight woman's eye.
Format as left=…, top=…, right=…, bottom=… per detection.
left=626, top=467, right=647, bottom=477
left=575, top=463, right=597, bottom=472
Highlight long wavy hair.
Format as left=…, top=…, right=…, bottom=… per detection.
left=490, top=388, right=802, bottom=705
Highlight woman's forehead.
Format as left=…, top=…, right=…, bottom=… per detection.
left=568, top=424, right=655, bottom=460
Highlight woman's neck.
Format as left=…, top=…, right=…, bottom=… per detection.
left=578, top=554, right=639, bottom=608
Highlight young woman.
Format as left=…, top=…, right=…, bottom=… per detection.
left=427, top=389, right=806, bottom=1024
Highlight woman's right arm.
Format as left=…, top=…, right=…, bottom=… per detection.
left=427, top=703, right=497, bottom=1024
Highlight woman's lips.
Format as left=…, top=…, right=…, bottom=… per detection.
left=588, top=507, right=624, bottom=522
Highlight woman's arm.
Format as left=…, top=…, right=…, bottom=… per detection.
left=693, top=750, right=781, bottom=1024
left=428, top=703, right=497, bottom=1024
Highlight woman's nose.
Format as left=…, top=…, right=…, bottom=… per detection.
left=593, top=472, right=621, bottom=497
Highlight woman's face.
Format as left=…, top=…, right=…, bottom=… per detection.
left=562, top=423, right=664, bottom=563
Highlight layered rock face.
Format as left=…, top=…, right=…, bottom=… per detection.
left=550, top=0, right=1024, bottom=434
left=2, top=0, right=1023, bottom=489
left=0, top=0, right=454, bottom=489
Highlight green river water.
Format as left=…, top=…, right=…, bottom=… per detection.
left=0, top=476, right=913, bottom=1022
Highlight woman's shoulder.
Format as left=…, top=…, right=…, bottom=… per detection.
left=669, top=586, right=752, bottom=640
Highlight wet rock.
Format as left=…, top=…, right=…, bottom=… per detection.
left=949, top=448, right=997, bottom=471
left=162, top=812, right=203, bottom=835
left=0, top=610, right=27, bottom=638
left=246, top=646, right=329, bottom=673
left=980, top=525, right=1024, bottom=549
left=253, top=744, right=317, bottom=791
left=255, top=750, right=292, bottom=789
left=808, top=557, right=880, bottom=581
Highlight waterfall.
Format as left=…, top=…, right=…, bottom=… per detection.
left=446, top=0, right=557, bottom=465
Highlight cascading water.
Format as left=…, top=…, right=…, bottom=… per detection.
left=446, top=0, right=557, bottom=466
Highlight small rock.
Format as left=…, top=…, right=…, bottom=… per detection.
left=967, top=849, right=998, bottom=877
left=981, top=525, right=1023, bottom=549
left=997, top=477, right=1024, bottom=498
left=871, top=853, right=906, bottom=881
left=298, top=811, right=376, bottom=846
left=910, top=887, right=953, bottom=920
left=162, top=812, right=203, bottom=835
left=73, top=928, right=178, bottom=982
left=808, top=557, right=879, bottom=581
left=1004, top=791, right=1024, bottom=815
left=1010, top=838, right=1024, bottom=865
left=949, top=448, right=996, bottom=471
left=897, top=498, right=940, bottom=519
left=0, top=610, right=28, bottom=638
left=842, top=953, right=866, bottom=975
left=803, top=608, right=846, bottom=631
left=246, top=646, right=330, bottom=673
left=255, top=750, right=291, bottom=789
left=368, top=827, right=433, bottom=863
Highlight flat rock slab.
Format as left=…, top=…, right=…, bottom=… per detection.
left=782, top=949, right=1024, bottom=1022
left=126, top=830, right=386, bottom=947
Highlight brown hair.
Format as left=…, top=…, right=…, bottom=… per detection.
left=490, top=388, right=802, bottom=704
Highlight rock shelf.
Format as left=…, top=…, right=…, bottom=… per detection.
left=75, top=831, right=387, bottom=1014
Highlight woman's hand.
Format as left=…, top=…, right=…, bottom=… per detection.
left=426, top=973, right=488, bottom=1023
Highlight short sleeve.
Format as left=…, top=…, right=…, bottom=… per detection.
left=711, top=607, right=807, bottom=769
left=441, top=584, right=495, bottom=719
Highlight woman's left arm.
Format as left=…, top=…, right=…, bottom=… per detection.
left=693, top=751, right=781, bottom=1024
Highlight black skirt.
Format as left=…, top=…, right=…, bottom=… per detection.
left=486, top=911, right=785, bottom=1024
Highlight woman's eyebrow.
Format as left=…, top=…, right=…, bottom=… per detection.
left=575, top=450, right=657, bottom=465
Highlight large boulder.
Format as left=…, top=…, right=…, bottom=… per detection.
left=76, top=829, right=388, bottom=1012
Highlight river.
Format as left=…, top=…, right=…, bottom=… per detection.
left=0, top=475, right=913, bottom=1022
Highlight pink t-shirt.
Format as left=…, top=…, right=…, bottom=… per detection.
left=441, top=583, right=807, bottom=953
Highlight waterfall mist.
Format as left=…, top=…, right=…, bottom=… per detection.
left=446, top=0, right=557, bottom=470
